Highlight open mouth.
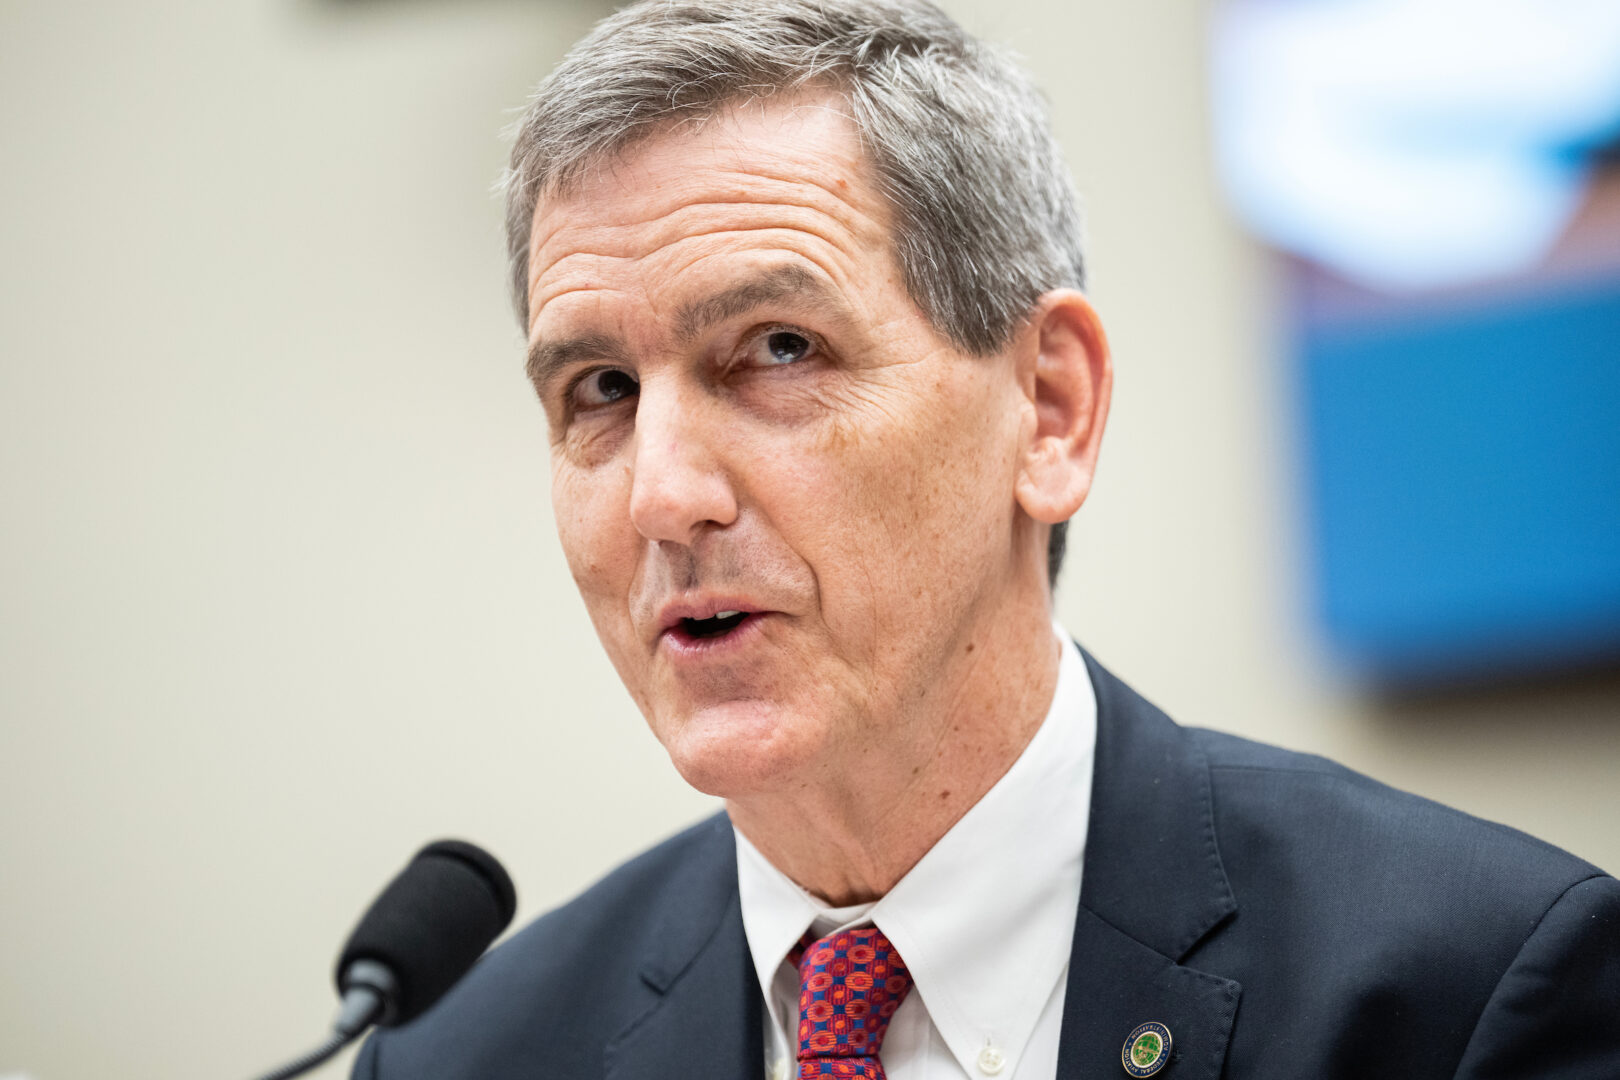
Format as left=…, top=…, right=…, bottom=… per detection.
left=679, top=610, right=750, bottom=639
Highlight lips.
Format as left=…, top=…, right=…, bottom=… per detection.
left=655, top=598, right=770, bottom=654
left=679, top=610, right=749, bottom=637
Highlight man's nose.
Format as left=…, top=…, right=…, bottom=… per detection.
left=626, top=384, right=739, bottom=545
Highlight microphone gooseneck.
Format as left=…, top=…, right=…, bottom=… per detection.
left=251, top=839, right=516, bottom=1080
left=252, top=1032, right=351, bottom=1080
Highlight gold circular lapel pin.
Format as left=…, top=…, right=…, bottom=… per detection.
left=1122, top=1021, right=1172, bottom=1077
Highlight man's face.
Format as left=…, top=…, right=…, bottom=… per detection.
left=526, top=98, right=1035, bottom=798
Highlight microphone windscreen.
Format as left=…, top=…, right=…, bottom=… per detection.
left=335, top=839, right=517, bottom=1026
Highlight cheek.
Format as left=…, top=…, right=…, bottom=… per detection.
left=814, top=378, right=1016, bottom=607
left=550, top=463, right=633, bottom=603
left=551, top=464, right=655, bottom=712
left=767, top=409, right=968, bottom=635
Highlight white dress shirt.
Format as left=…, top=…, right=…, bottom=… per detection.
left=734, top=625, right=1097, bottom=1080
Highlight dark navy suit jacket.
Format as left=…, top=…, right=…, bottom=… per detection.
left=354, top=653, right=1620, bottom=1078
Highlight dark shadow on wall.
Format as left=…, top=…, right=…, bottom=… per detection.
left=1365, top=662, right=1620, bottom=731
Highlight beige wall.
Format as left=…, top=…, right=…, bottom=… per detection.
left=1, top=2, right=1615, bottom=1078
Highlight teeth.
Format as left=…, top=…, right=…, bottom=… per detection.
left=714, top=610, right=742, bottom=619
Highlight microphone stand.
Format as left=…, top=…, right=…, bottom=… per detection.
left=252, top=961, right=395, bottom=1080
left=254, top=1031, right=352, bottom=1080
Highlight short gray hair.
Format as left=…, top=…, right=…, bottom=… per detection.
left=503, top=0, right=1085, bottom=584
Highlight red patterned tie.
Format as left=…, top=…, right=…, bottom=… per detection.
left=791, top=926, right=915, bottom=1079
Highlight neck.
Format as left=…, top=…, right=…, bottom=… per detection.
left=725, top=584, right=1061, bottom=907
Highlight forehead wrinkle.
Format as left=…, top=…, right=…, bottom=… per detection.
left=528, top=261, right=639, bottom=331
left=528, top=216, right=855, bottom=336
left=531, top=187, right=882, bottom=284
left=661, top=221, right=896, bottom=306
left=673, top=264, right=829, bottom=342
left=528, top=145, right=886, bottom=268
left=529, top=214, right=885, bottom=345
left=528, top=173, right=867, bottom=249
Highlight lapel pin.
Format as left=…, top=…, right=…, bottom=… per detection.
left=1122, top=1021, right=1172, bottom=1077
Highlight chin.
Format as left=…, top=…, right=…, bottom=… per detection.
left=655, top=697, right=822, bottom=799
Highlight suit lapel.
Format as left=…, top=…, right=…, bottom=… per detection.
left=604, top=814, right=764, bottom=1080
left=1057, top=652, right=1242, bottom=1079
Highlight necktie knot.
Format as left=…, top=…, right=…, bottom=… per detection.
left=793, top=926, right=914, bottom=1078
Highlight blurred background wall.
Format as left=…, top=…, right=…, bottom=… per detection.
left=1, top=1, right=1615, bottom=1078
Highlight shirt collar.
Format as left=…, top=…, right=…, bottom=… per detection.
left=734, top=624, right=1097, bottom=1078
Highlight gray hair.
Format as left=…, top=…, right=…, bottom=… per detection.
left=503, top=0, right=1085, bottom=585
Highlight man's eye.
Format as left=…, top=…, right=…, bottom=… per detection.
left=573, top=368, right=639, bottom=408
left=744, top=329, right=817, bottom=367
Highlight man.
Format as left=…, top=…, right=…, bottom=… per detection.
left=356, top=1, right=1620, bottom=1077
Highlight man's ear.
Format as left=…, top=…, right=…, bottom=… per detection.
left=1014, top=289, right=1112, bottom=525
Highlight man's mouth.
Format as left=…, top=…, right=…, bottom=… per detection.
left=655, top=598, right=772, bottom=655
left=679, top=610, right=751, bottom=639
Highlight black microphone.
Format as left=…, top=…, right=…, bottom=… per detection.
left=253, top=839, right=517, bottom=1080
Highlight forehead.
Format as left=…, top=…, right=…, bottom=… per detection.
left=524, top=96, right=899, bottom=344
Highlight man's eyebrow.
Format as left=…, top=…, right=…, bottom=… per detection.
left=526, top=334, right=629, bottom=396
left=527, top=265, right=845, bottom=393
left=674, top=264, right=835, bottom=341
